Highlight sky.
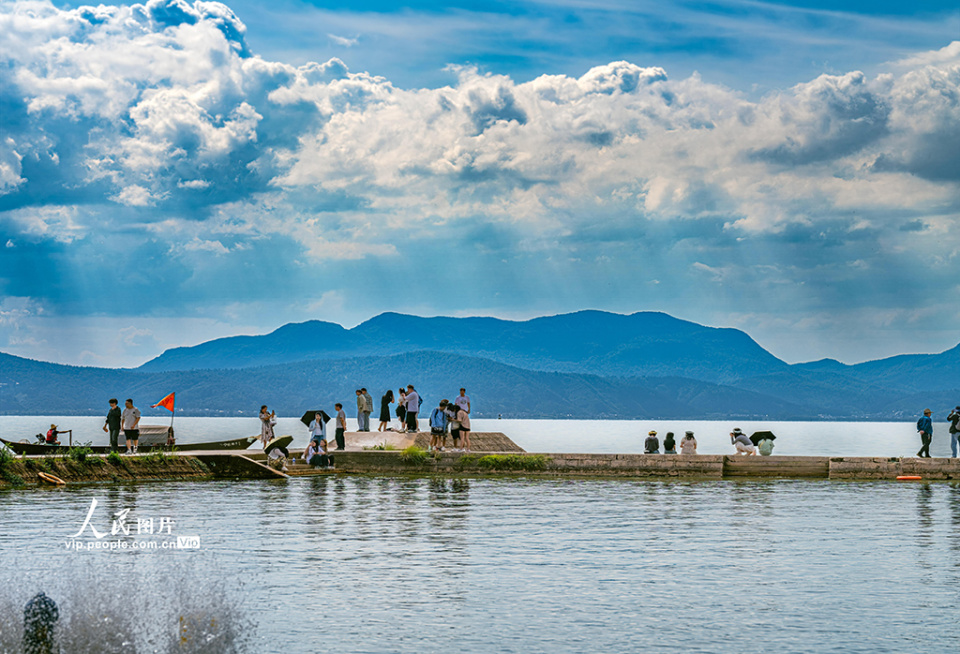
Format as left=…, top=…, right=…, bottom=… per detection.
left=0, top=0, right=958, bottom=368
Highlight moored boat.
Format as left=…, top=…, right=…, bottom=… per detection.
left=1, top=425, right=258, bottom=455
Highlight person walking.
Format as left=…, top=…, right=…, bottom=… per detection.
left=122, top=398, right=141, bottom=454
left=405, top=384, right=421, bottom=433
left=948, top=406, right=959, bottom=458
left=259, top=405, right=276, bottom=450
left=335, top=403, right=346, bottom=450
left=378, top=390, right=394, bottom=432
left=102, top=398, right=122, bottom=453
left=916, top=408, right=934, bottom=458
left=680, top=431, right=698, bottom=455
left=362, top=388, right=374, bottom=431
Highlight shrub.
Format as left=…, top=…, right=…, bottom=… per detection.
left=68, top=443, right=93, bottom=465
left=0, top=446, right=13, bottom=469
left=143, top=450, right=170, bottom=465
left=399, top=446, right=430, bottom=466
left=107, top=452, right=123, bottom=465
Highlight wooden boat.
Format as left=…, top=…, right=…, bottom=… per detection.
left=1, top=425, right=258, bottom=456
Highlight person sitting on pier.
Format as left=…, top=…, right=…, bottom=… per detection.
left=680, top=431, right=697, bottom=455
left=758, top=437, right=775, bottom=456
left=731, top=428, right=756, bottom=455
left=663, top=432, right=677, bottom=454
left=644, top=430, right=660, bottom=454
left=306, top=435, right=334, bottom=469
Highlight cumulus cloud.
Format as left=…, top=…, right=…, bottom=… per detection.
left=0, top=0, right=958, bottom=364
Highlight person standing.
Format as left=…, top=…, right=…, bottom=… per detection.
left=102, top=398, right=122, bottom=453
left=396, top=388, right=407, bottom=432
left=335, top=403, right=346, bottom=450
left=456, top=403, right=471, bottom=452
left=455, top=388, right=471, bottom=414
left=259, top=405, right=276, bottom=450
left=122, top=398, right=141, bottom=455
left=948, top=406, right=959, bottom=458
left=308, top=412, right=326, bottom=446
left=445, top=402, right=462, bottom=450
left=429, top=400, right=450, bottom=451
left=916, top=408, right=934, bottom=458
left=356, top=390, right=366, bottom=431
left=362, top=388, right=374, bottom=431
left=378, top=390, right=394, bottom=432
left=405, top=384, right=421, bottom=433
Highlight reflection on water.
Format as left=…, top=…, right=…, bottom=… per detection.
left=1, top=477, right=959, bottom=653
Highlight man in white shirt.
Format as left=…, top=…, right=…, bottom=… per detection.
left=121, top=398, right=141, bottom=455
left=405, top=384, right=420, bottom=433
left=455, top=388, right=470, bottom=414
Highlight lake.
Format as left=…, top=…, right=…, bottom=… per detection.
left=1, top=416, right=957, bottom=457
left=2, top=417, right=959, bottom=652
left=1, top=476, right=959, bottom=652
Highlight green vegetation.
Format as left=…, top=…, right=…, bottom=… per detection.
left=0, top=448, right=24, bottom=486
left=68, top=443, right=94, bottom=465
left=143, top=450, right=171, bottom=465
left=456, top=454, right=549, bottom=472
left=107, top=451, right=124, bottom=465
left=399, top=445, right=431, bottom=466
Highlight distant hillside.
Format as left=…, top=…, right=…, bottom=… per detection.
left=0, top=350, right=804, bottom=420
left=138, top=310, right=791, bottom=384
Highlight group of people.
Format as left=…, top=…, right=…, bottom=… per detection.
left=643, top=430, right=699, bottom=455
left=350, top=384, right=428, bottom=434
left=427, top=390, right=472, bottom=452
left=917, top=406, right=960, bottom=458
left=642, top=427, right=775, bottom=456
left=100, top=398, right=141, bottom=454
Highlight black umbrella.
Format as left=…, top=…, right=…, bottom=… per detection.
left=749, top=430, right=777, bottom=446
left=300, top=410, right=331, bottom=427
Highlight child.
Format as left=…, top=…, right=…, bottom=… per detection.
left=429, top=400, right=449, bottom=451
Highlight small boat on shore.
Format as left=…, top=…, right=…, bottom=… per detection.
left=1, top=425, right=258, bottom=456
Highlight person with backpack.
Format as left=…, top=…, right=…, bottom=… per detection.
left=429, top=400, right=450, bottom=451
left=947, top=406, right=959, bottom=458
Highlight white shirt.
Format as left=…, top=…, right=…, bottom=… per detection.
left=455, top=395, right=470, bottom=412
left=406, top=390, right=420, bottom=412
left=121, top=407, right=140, bottom=430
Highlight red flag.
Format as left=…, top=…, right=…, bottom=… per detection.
left=151, top=392, right=175, bottom=412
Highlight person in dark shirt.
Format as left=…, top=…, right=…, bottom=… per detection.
left=644, top=430, right=660, bottom=454
left=102, top=398, right=122, bottom=453
left=948, top=406, right=959, bottom=458
left=916, top=408, right=934, bottom=458
left=663, top=432, right=677, bottom=454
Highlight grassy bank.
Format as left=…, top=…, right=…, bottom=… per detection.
left=0, top=449, right=213, bottom=488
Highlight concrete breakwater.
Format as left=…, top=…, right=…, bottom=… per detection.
left=306, top=451, right=960, bottom=481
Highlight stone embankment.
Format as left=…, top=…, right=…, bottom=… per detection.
left=289, top=451, right=960, bottom=481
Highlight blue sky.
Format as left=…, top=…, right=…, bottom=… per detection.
left=0, top=0, right=958, bottom=367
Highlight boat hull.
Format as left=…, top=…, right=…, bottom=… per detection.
left=0, top=436, right=258, bottom=456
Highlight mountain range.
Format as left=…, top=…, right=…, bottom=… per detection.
left=1, top=311, right=957, bottom=420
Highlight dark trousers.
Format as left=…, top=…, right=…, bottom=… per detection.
left=918, top=432, right=932, bottom=457
left=335, top=428, right=345, bottom=450
left=108, top=429, right=120, bottom=452
left=406, top=411, right=418, bottom=432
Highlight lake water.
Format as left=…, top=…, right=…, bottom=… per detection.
left=1, top=477, right=959, bottom=652
left=2, top=418, right=959, bottom=652
left=1, top=416, right=957, bottom=457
